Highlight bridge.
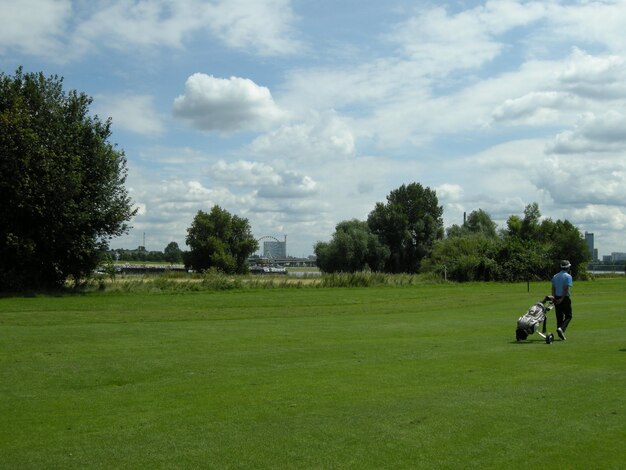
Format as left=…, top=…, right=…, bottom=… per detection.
left=248, top=256, right=317, bottom=268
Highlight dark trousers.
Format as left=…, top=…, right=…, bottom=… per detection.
left=555, top=297, right=572, bottom=331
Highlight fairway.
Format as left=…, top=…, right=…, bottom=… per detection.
left=1, top=280, right=624, bottom=469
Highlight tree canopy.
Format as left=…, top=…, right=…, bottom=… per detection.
left=423, top=234, right=501, bottom=282
left=184, top=206, right=258, bottom=274
left=0, top=68, right=136, bottom=290
left=447, top=209, right=498, bottom=239
left=424, top=203, right=591, bottom=282
left=164, top=242, right=183, bottom=263
left=314, top=219, right=389, bottom=273
left=367, top=183, right=444, bottom=273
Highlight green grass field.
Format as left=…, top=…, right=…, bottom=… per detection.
left=1, top=279, right=624, bottom=469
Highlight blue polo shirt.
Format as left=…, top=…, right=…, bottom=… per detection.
left=552, top=270, right=573, bottom=297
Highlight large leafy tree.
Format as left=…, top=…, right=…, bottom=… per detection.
left=314, top=219, right=390, bottom=273
left=537, top=218, right=590, bottom=278
left=367, top=183, right=443, bottom=273
left=499, top=203, right=590, bottom=280
left=497, top=203, right=552, bottom=281
left=446, top=209, right=497, bottom=239
left=423, top=234, right=501, bottom=282
left=164, top=241, right=183, bottom=264
left=185, top=206, right=258, bottom=274
left=495, top=236, right=550, bottom=282
left=0, top=68, right=136, bottom=290
left=465, top=209, right=498, bottom=238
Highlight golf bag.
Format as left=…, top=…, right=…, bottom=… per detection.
left=515, top=296, right=555, bottom=343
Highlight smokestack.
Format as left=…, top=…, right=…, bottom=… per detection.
left=463, top=212, right=466, bottom=225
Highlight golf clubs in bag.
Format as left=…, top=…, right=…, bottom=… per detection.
left=515, top=296, right=555, bottom=344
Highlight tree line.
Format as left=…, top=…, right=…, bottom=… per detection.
left=315, top=189, right=590, bottom=281
left=1, top=68, right=590, bottom=291
left=108, top=242, right=184, bottom=264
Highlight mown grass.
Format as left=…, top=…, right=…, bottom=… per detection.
left=1, top=279, right=624, bottom=469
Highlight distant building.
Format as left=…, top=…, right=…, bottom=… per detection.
left=611, top=252, right=626, bottom=262
left=264, top=237, right=287, bottom=259
left=584, top=232, right=597, bottom=262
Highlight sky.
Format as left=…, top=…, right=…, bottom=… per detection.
left=1, top=0, right=625, bottom=258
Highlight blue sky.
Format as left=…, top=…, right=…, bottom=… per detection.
left=2, top=0, right=625, bottom=258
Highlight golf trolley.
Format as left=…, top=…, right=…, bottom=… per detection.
left=515, top=296, right=555, bottom=344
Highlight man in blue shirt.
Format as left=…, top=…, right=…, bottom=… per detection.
left=551, top=260, right=573, bottom=340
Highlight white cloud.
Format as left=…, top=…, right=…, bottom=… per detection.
left=95, top=94, right=164, bottom=136
left=534, top=156, right=626, bottom=207
left=74, top=1, right=200, bottom=51
left=475, top=0, right=548, bottom=33
left=464, top=138, right=547, bottom=172
left=558, top=48, right=626, bottom=100
left=257, top=172, right=317, bottom=199
left=281, top=12, right=626, bottom=148
left=248, top=111, right=355, bottom=161
left=131, top=177, right=253, bottom=223
left=288, top=5, right=626, bottom=149
left=250, top=197, right=329, bottom=221
left=78, top=0, right=302, bottom=55
left=571, top=205, right=626, bottom=231
left=388, top=7, right=501, bottom=74
left=436, top=184, right=464, bottom=202
left=210, top=160, right=317, bottom=198
left=488, top=48, right=626, bottom=128
left=211, top=160, right=282, bottom=186
left=387, top=1, right=548, bottom=74
left=2, top=0, right=301, bottom=60
left=432, top=138, right=550, bottom=228
left=549, top=1, right=626, bottom=53
left=492, top=91, right=580, bottom=125
left=0, top=0, right=70, bottom=56
left=172, top=73, right=285, bottom=133
left=549, top=111, right=626, bottom=154
left=204, top=0, right=302, bottom=56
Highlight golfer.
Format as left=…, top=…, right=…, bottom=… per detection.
left=551, top=260, right=573, bottom=340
